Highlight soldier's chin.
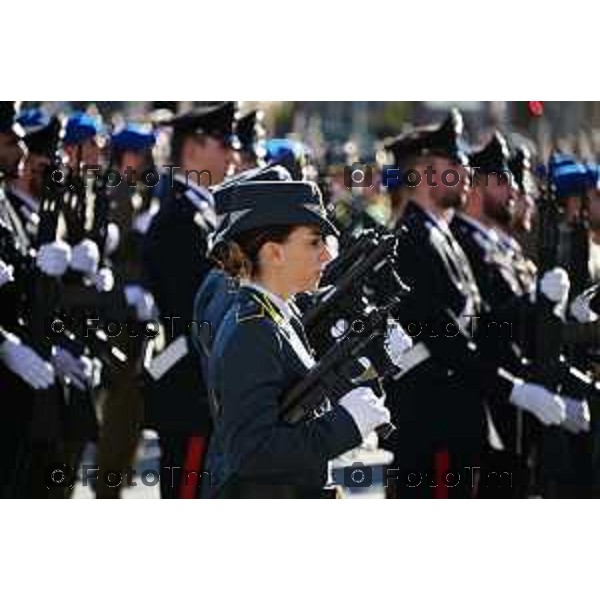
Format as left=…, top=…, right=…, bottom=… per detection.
left=486, top=205, right=513, bottom=226
left=440, top=192, right=464, bottom=209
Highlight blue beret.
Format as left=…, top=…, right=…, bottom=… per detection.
left=17, top=108, right=51, bottom=133
left=64, top=112, right=103, bottom=145
left=111, top=122, right=156, bottom=152
left=549, top=153, right=596, bottom=198
left=264, top=138, right=306, bottom=164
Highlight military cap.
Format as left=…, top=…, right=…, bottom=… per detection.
left=165, top=102, right=237, bottom=145
left=212, top=164, right=293, bottom=214
left=384, top=109, right=469, bottom=167
left=549, top=153, right=597, bottom=198
left=469, top=131, right=512, bottom=175
left=265, top=138, right=307, bottom=163
left=111, top=122, right=156, bottom=152
left=64, top=111, right=103, bottom=145
left=264, top=138, right=309, bottom=180
left=235, top=109, right=266, bottom=157
left=509, top=145, right=536, bottom=195
left=17, top=107, right=49, bottom=132
left=0, top=101, right=23, bottom=137
left=17, top=108, right=62, bottom=156
left=214, top=180, right=338, bottom=243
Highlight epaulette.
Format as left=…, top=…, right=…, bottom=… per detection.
left=236, top=297, right=265, bottom=323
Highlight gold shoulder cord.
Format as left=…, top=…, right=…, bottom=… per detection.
left=250, top=292, right=284, bottom=326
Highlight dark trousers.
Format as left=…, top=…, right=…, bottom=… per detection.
left=158, top=432, right=208, bottom=499
left=96, top=354, right=144, bottom=499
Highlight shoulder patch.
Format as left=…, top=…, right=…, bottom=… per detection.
left=236, top=301, right=265, bottom=323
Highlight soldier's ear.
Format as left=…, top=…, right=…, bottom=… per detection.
left=260, top=240, right=286, bottom=267
left=182, top=136, right=203, bottom=165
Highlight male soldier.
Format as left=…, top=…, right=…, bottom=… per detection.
left=142, top=102, right=236, bottom=498
left=322, top=142, right=384, bottom=245
left=381, top=111, right=583, bottom=498
left=508, top=145, right=536, bottom=243
left=94, top=123, right=158, bottom=498
left=234, top=109, right=266, bottom=172
left=0, top=102, right=55, bottom=497
left=450, top=133, right=584, bottom=497
left=0, top=103, right=95, bottom=497
left=52, top=111, right=110, bottom=313
left=63, top=111, right=103, bottom=171
left=383, top=138, right=411, bottom=225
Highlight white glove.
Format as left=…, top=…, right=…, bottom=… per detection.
left=132, top=204, right=159, bottom=235
left=509, top=380, right=566, bottom=426
left=124, top=284, right=157, bottom=321
left=385, top=321, right=414, bottom=366
left=70, top=239, right=100, bottom=276
left=539, top=267, right=570, bottom=305
left=51, top=346, right=94, bottom=391
left=0, top=259, right=14, bottom=288
left=36, top=240, right=72, bottom=277
left=0, top=332, right=55, bottom=389
left=104, top=222, right=120, bottom=256
left=94, top=267, right=114, bottom=293
left=339, top=386, right=391, bottom=441
left=90, top=357, right=103, bottom=389
left=561, top=397, right=591, bottom=434
left=570, top=292, right=598, bottom=323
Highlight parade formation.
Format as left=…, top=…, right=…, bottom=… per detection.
left=3, top=100, right=600, bottom=499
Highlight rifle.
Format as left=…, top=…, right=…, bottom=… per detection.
left=531, top=158, right=595, bottom=496
left=62, top=142, right=88, bottom=246
left=281, top=300, right=402, bottom=439
left=302, top=229, right=409, bottom=356
left=27, top=118, right=66, bottom=441
left=90, top=169, right=110, bottom=264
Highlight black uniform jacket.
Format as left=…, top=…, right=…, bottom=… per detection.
left=204, top=286, right=361, bottom=498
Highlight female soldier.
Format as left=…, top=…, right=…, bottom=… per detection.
left=203, top=180, right=391, bottom=498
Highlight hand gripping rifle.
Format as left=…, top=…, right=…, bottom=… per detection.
left=529, top=165, right=600, bottom=396
left=530, top=161, right=596, bottom=495
left=301, top=229, right=408, bottom=357
left=57, top=151, right=131, bottom=370
left=281, top=299, right=403, bottom=439
left=531, top=162, right=564, bottom=389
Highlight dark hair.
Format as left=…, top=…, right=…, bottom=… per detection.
left=210, top=224, right=297, bottom=279
left=171, top=131, right=209, bottom=164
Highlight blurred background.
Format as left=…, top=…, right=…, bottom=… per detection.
left=24, top=100, right=600, bottom=162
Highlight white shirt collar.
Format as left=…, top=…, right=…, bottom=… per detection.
left=423, top=207, right=453, bottom=236
left=244, top=282, right=293, bottom=321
